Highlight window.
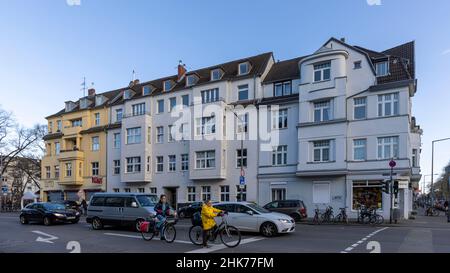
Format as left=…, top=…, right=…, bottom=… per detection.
left=143, top=86, right=152, bottom=96
left=96, top=96, right=104, bottom=106
left=79, top=162, right=82, bottom=177
left=272, top=145, right=287, bottom=166
left=354, top=61, right=362, bottom=69
left=201, top=186, right=211, bottom=201
left=238, top=84, right=249, bottom=101
left=54, top=165, right=60, bottom=178
left=123, top=90, right=132, bottom=100
left=187, top=187, right=196, bottom=202
left=126, top=127, right=141, bottom=144
left=168, top=125, right=174, bottom=142
left=113, top=133, right=121, bottom=149
left=156, top=156, right=164, bottom=172
left=65, top=163, right=72, bottom=177
left=238, top=62, right=250, bottom=75
left=113, top=160, right=120, bottom=175
left=314, top=61, right=331, bottom=82
left=124, top=188, right=131, bottom=193
left=201, top=88, right=219, bottom=104
left=46, top=143, right=51, bottom=156
left=116, top=109, right=123, bottom=122
left=220, top=186, right=230, bottom=202
left=126, top=157, right=141, bottom=173
left=92, top=136, right=99, bottom=151
left=354, top=97, right=367, bottom=120
left=57, top=120, right=62, bottom=132
left=272, top=188, right=286, bottom=201
left=132, top=103, right=146, bottom=116
left=378, top=93, right=399, bottom=117
left=313, top=140, right=331, bottom=162
left=45, top=166, right=51, bottom=179
left=156, top=126, right=164, bottom=143
left=157, top=100, right=164, bottom=113
left=113, top=188, right=120, bottom=193
left=147, top=156, right=151, bottom=172
left=211, top=69, right=223, bottom=81
left=236, top=185, right=247, bottom=201
left=412, top=149, right=418, bottom=167
left=150, top=187, right=157, bottom=194
left=71, top=119, right=82, bottom=127
left=180, top=123, right=189, bottom=140
left=55, top=142, right=60, bottom=155
left=314, top=100, right=331, bottom=122
left=94, top=113, right=100, bottom=126
left=272, top=109, right=288, bottom=129
left=196, top=151, right=215, bottom=169
left=353, top=139, right=367, bottom=161
left=274, top=81, right=292, bottom=97
left=168, top=155, right=176, bottom=172
left=313, top=182, right=330, bottom=204
left=181, top=154, right=189, bottom=171
left=236, top=149, right=247, bottom=168
left=186, top=75, right=197, bottom=87
left=375, top=61, right=389, bottom=77
left=237, top=113, right=248, bottom=133
left=196, top=116, right=216, bottom=135
left=377, top=137, right=399, bottom=159
left=169, top=97, right=177, bottom=112
left=92, top=162, right=99, bottom=176
left=352, top=181, right=383, bottom=210
left=147, top=127, right=151, bottom=144
left=48, top=121, right=53, bottom=133
left=138, top=188, right=145, bottom=193
left=182, top=95, right=189, bottom=107
left=163, top=80, right=173, bottom=91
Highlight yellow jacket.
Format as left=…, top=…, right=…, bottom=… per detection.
left=201, top=204, right=222, bottom=230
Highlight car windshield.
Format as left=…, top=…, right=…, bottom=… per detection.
left=136, top=195, right=157, bottom=207
left=43, top=203, right=66, bottom=210
left=246, top=203, right=270, bottom=214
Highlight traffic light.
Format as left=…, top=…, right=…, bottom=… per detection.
left=393, top=181, right=399, bottom=197
left=382, top=180, right=390, bottom=194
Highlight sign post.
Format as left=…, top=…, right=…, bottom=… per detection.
left=389, top=160, right=396, bottom=224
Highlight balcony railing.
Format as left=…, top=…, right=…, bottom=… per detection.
left=58, top=149, right=84, bottom=161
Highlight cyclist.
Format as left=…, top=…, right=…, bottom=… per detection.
left=154, top=194, right=176, bottom=241
left=201, top=199, right=223, bottom=248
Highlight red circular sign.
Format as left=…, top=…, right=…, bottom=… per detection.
left=389, top=160, right=396, bottom=168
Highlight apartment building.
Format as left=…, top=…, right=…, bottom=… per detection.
left=41, top=89, right=115, bottom=202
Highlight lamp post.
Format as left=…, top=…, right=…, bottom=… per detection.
left=431, top=138, right=450, bottom=206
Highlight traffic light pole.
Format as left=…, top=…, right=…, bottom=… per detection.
left=390, top=166, right=394, bottom=224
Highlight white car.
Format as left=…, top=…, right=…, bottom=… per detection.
left=212, top=202, right=295, bottom=237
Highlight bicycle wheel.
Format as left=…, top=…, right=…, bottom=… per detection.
left=313, top=214, right=321, bottom=225
left=334, top=214, right=342, bottom=223
left=189, top=225, right=203, bottom=246
left=435, top=210, right=440, bottom=217
left=376, top=215, right=384, bottom=225
left=219, top=225, right=241, bottom=248
left=163, top=224, right=176, bottom=243
left=141, top=229, right=155, bottom=241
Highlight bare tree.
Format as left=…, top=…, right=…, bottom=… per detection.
left=0, top=107, right=14, bottom=152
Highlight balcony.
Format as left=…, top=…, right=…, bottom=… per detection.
left=58, top=176, right=84, bottom=186
left=63, top=126, right=83, bottom=136
left=58, top=150, right=84, bottom=162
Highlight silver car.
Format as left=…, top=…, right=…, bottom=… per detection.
left=213, top=202, right=295, bottom=237
left=86, top=193, right=158, bottom=231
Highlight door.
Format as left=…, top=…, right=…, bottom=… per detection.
left=33, top=203, right=46, bottom=221
left=231, top=204, right=259, bottom=232
left=103, top=197, right=124, bottom=226
left=164, top=188, right=178, bottom=210
left=122, top=197, right=142, bottom=225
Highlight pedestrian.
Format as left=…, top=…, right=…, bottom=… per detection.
left=444, top=200, right=449, bottom=223
left=81, top=199, right=88, bottom=216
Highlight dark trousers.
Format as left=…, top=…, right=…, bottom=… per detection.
left=202, top=225, right=217, bottom=246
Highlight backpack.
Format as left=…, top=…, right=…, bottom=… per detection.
left=192, top=211, right=202, bottom=226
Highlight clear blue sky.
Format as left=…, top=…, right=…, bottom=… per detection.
left=1, top=0, right=449, bottom=187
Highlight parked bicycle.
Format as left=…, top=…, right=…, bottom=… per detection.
left=313, top=205, right=322, bottom=225
left=321, top=206, right=334, bottom=223
left=425, top=206, right=440, bottom=216
left=334, top=207, right=349, bottom=224
left=140, top=215, right=178, bottom=243
left=189, top=212, right=241, bottom=248
left=358, top=205, right=383, bottom=225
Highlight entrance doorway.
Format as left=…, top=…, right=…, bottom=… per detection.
left=164, top=187, right=178, bottom=209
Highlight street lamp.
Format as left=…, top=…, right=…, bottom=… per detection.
left=422, top=174, right=439, bottom=195
left=431, top=137, right=450, bottom=205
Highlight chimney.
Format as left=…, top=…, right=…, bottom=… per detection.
left=340, top=37, right=346, bottom=43
left=177, top=60, right=187, bottom=82
left=88, top=88, right=96, bottom=96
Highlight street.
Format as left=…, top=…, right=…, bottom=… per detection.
left=1, top=209, right=449, bottom=253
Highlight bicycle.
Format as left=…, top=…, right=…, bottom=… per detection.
left=189, top=212, right=241, bottom=248
left=321, top=206, right=334, bottom=223
left=313, top=205, right=322, bottom=225
left=425, top=206, right=440, bottom=216
left=368, top=208, right=384, bottom=225
left=334, top=207, right=349, bottom=224
left=140, top=215, right=178, bottom=243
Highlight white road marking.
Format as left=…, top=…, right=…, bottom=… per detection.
left=185, top=237, right=266, bottom=253
left=340, top=227, right=389, bottom=253
left=32, top=230, right=59, bottom=244
left=103, top=232, right=193, bottom=245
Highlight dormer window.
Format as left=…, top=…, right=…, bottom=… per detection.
left=143, top=85, right=152, bottom=96
left=95, top=96, right=104, bottom=106
left=65, top=101, right=76, bottom=112
left=186, top=75, right=198, bottom=87
left=79, top=98, right=89, bottom=109
left=163, top=80, right=174, bottom=91
left=238, top=62, right=250, bottom=75
left=375, top=61, right=389, bottom=77
left=211, top=69, right=223, bottom=81
left=123, top=89, right=132, bottom=100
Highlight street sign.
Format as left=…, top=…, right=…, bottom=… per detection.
left=1, top=186, right=7, bottom=193
left=389, top=160, right=397, bottom=168
left=239, top=176, right=245, bottom=185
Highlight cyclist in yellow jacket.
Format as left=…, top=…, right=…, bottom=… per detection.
left=201, top=199, right=223, bottom=248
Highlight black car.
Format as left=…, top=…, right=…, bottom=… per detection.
left=177, top=201, right=204, bottom=218
left=263, top=200, right=308, bottom=222
left=20, top=202, right=81, bottom=226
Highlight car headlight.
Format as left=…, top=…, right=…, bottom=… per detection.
left=53, top=213, right=65, bottom=217
left=75, top=212, right=80, bottom=216
left=278, top=219, right=290, bottom=224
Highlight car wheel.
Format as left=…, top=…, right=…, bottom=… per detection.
left=43, top=217, right=52, bottom=226
left=178, top=211, right=185, bottom=218
left=290, top=213, right=301, bottom=222
left=135, top=219, right=145, bottom=232
left=92, top=217, right=103, bottom=230
left=260, top=222, right=278, bottom=237
left=20, top=215, right=28, bottom=225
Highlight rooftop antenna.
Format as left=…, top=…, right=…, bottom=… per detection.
left=81, top=77, right=87, bottom=97
left=132, top=69, right=136, bottom=82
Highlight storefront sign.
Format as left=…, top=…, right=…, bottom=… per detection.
left=398, top=181, right=409, bottom=189
left=92, top=177, right=103, bottom=184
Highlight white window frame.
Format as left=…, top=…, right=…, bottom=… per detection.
left=156, top=156, right=164, bottom=173
left=113, top=160, right=120, bottom=175
left=195, top=150, right=216, bottom=169
left=238, top=84, right=249, bottom=101
left=237, top=113, right=248, bottom=133
left=378, top=93, right=399, bottom=117
left=272, top=109, right=288, bottom=129
left=313, top=61, right=331, bottom=82
left=353, top=139, right=367, bottom=161
left=168, top=155, right=176, bottom=172
left=91, top=136, right=100, bottom=151
left=353, top=97, right=367, bottom=120
left=113, top=133, right=121, bottom=149
left=163, top=80, right=173, bottom=91
left=116, top=109, right=123, bottom=122
left=201, top=186, right=211, bottom=201
left=314, top=100, right=331, bottom=122
left=65, top=162, right=72, bottom=177
left=168, top=125, right=174, bottom=142
left=56, top=120, right=62, bottom=132
left=196, top=116, right=216, bottom=136
left=157, top=99, right=164, bottom=113
left=201, top=88, right=219, bottom=104
left=272, top=145, right=288, bottom=166
left=94, top=113, right=100, bottom=126
left=132, top=103, right=146, bottom=116
left=186, top=75, right=197, bottom=87
left=313, top=140, right=331, bottom=162
left=220, top=185, right=230, bottom=202
left=143, top=85, right=152, bottom=96
left=126, top=157, right=141, bottom=173
left=377, top=136, right=399, bottom=160
left=46, top=166, right=51, bottom=179
left=55, top=142, right=60, bottom=155
left=236, top=149, right=247, bottom=168
left=238, top=62, right=250, bottom=75
left=169, top=97, right=177, bottom=112
left=375, top=61, right=389, bottom=77
left=211, top=69, right=223, bottom=81
left=126, top=127, right=141, bottom=144
left=187, top=187, right=196, bottom=202
left=181, top=154, right=189, bottom=171
left=156, top=126, right=164, bottom=143
left=147, top=156, right=151, bottom=173
left=271, top=188, right=287, bottom=202
left=274, top=81, right=292, bottom=97
left=92, top=162, right=99, bottom=176
left=182, top=94, right=189, bottom=108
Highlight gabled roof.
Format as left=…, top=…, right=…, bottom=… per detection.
left=262, top=56, right=306, bottom=84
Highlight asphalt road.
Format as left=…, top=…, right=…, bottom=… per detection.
left=1, top=211, right=449, bottom=253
